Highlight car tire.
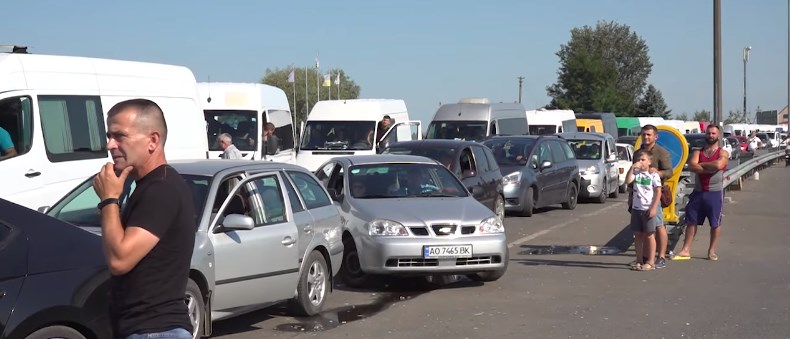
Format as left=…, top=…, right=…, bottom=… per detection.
left=467, top=251, right=509, bottom=282
left=608, top=179, right=619, bottom=199
left=290, top=250, right=329, bottom=316
left=562, top=183, right=578, bottom=210
left=339, top=236, right=369, bottom=288
left=596, top=186, right=607, bottom=204
left=494, top=194, right=505, bottom=223
left=185, top=279, right=205, bottom=339
left=25, top=326, right=86, bottom=339
left=519, top=187, right=534, bottom=217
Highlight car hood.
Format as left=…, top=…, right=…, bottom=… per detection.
left=576, top=159, right=603, bottom=168
left=349, top=197, right=495, bottom=225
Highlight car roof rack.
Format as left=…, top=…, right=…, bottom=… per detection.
left=0, top=45, right=29, bottom=54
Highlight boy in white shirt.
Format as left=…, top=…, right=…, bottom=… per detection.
left=626, top=149, right=662, bottom=271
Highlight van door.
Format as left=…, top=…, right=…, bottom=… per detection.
left=377, top=121, right=421, bottom=152
left=0, top=95, right=109, bottom=209
left=264, top=109, right=297, bottom=163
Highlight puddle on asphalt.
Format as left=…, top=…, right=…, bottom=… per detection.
left=276, top=276, right=469, bottom=332
left=519, top=245, right=623, bottom=255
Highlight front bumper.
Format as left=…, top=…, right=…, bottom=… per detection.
left=579, top=173, right=604, bottom=197
left=502, top=183, right=526, bottom=211
left=356, top=234, right=508, bottom=275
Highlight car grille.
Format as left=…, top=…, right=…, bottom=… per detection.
left=385, top=256, right=502, bottom=267
left=409, top=227, right=429, bottom=236
left=386, top=258, right=439, bottom=267
left=461, top=226, right=476, bottom=234
left=431, top=224, right=457, bottom=236
left=456, top=256, right=502, bottom=265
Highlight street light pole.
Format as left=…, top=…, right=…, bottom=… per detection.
left=743, top=46, right=752, bottom=119
left=714, top=0, right=723, bottom=126
left=517, top=76, right=524, bottom=104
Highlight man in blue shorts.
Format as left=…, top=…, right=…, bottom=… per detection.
left=675, top=125, right=729, bottom=261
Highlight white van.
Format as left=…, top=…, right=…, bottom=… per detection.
left=197, top=82, right=296, bottom=163
left=0, top=47, right=208, bottom=209
left=657, top=119, right=685, bottom=133
left=425, top=98, right=528, bottom=141
left=295, top=99, right=421, bottom=172
left=525, top=109, right=576, bottom=135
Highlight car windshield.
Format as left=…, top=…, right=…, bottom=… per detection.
left=382, top=146, right=456, bottom=168
left=566, top=140, right=603, bottom=160
left=47, top=174, right=212, bottom=227
left=757, top=133, right=769, bottom=143
left=300, top=121, right=377, bottom=150
left=726, top=137, right=739, bottom=147
left=616, top=145, right=629, bottom=160
left=348, top=163, right=467, bottom=199
left=426, top=121, right=487, bottom=142
left=482, top=138, right=535, bottom=166
left=205, top=110, right=258, bottom=151
left=686, top=136, right=707, bottom=149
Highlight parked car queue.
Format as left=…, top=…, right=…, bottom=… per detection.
left=1, top=131, right=622, bottom=339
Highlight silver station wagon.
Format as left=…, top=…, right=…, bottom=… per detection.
left=41, top=160, right=343, bottom=339
left=314, top=154, right=508, bottom=288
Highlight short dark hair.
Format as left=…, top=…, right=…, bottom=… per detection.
left=265, top=122, right=275, bottom=130
left=634, top=149, right=653, bottom=159
left=107, top=99, right=168, bottom=144
left=641, top=124, right=658, bottom=134
left=382, top=115, right=391, bottom=120
left=707, top=124, right=721, bottom=133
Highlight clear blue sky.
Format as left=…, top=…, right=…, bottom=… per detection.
left=2, top=0, right=788, bottom=124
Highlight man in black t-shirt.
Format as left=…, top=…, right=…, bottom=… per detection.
left=93, top=99, right=195, bottom=339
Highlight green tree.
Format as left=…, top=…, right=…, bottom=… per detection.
left=261, top=67, right=361, bottom=124
left=546, top=49, right=630, bottom=113
left=723, top=109, right=749, bottom=124
left=675, top=112, right=690, bottom=120
left=634, top=84, right=671, bottom=118
left=692, top=110, right=711, bottom=121
left=548, top=20, right=653, bottom=115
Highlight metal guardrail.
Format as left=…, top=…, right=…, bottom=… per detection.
left=722, top=150, right=785, bottom=188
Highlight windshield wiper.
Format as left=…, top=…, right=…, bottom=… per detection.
left=415, top=192, right=458, bottom=197
left=358, top=194, right=398, bottom=199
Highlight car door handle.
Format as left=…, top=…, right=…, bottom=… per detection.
left=25, top=171, right=41, bottom=178
left=303, top=226, right=313, bottom=234
left=281, top=236, right=296, bottom=246
left=0, top=290, right=5, bottom=298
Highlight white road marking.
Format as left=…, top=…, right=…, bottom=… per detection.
left=507, top=202, right=625, bottom=248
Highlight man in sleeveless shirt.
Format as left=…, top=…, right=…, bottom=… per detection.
left=674, top=125, right=729, bottom=261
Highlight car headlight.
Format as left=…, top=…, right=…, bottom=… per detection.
left=479, top=216, right=504, bottom=234
left=502, top=171, right=521, bottom=185
left=368, top=219, right=408, bottom=236
left=580, top=165, right=599, bottom=175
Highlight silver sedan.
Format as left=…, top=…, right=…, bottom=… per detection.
left=42, top=160, right=343, bottom=339
left=314, top=154, right=508, bottom=288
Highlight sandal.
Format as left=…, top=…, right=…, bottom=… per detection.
left=708, top=254, right=718, bottom=261
left=638, top=263, right=655, bottom=271
left=630, top=263, right=642, bottom=271
left=629, top=260, right=641, bottom=268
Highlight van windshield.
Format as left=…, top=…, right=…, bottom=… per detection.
left=529, top=125, right=557, bottom=135
left=300, top=121, right=377, bottom=150
left=205, top=110, right=259, bottom=151
left=426, top=121, right=487, bottom=141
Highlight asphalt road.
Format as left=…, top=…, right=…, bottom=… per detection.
left=210, top=161, right=790, bottom=338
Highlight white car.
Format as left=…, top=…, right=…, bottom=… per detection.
left=615, top=143, right=634, bottom=193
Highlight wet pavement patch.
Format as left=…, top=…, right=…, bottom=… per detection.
left=276, top=276, right=477, bottom=332
left=519, top=245, right=623, bottom=255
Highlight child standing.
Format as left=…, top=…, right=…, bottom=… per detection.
left=627, top=149, right=662, bottom=271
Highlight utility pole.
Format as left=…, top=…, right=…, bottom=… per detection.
left=713, top=0, right=723, bottom=126
left=743, top=46, right=752, bottom=119
left=787, top=0, right=789, bottom=133
left=517, top=76, right=525, bottom=104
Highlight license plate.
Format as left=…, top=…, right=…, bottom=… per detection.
left=423, top=245, right=473, bottom=258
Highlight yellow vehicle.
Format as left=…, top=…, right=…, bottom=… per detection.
left=576, top=119, right=604, bottom=133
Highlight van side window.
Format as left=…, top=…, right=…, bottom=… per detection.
left=549, top=141, right=567, bottom=163
left=38, top=96, right=106, bottom=162
left=0, top=96, right=33, bottom=160
left=471, top=146, right=490, bottom=172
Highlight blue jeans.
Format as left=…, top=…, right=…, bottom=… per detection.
left=125, top=328, right=192, bottom=339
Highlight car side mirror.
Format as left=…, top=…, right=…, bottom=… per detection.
left=221, top=214, right=255, bottom=231
left=540, top=161, right=553, bottom=170
left=606, top=154, right=617, bottom=162
left=462, top=169, right=476, bottom=179
left=37, top=206, right=50, bottom=213
left=327, top=188, right=344, bottom=202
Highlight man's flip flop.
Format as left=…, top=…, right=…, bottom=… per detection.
left=708, top=254, right=718, bottom=261
left=671, top=255, right=691, bottom=261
